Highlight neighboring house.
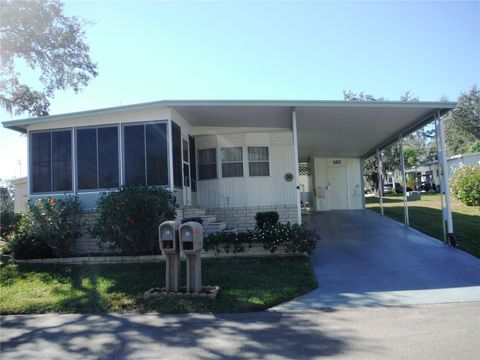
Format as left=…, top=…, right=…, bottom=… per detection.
left=10, top=176, right=28, bottom=213
left=406, top=152, right=480, bottom=189
left=2, top=100, right=455, bottom=253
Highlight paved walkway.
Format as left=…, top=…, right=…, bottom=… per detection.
left=275, top=210, right=480, bottom=310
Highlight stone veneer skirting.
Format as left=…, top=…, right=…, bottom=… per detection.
left=206, top=204, right=299, bottom=232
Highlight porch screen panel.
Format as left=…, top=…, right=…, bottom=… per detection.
left=77, top=128, right=97, bottom=190
left=31, top=132, right=51, bottom=193
left=172, top=122, right=183, bottom=188
left=189, top=135, right=197, bottom=191
left=221, top=147, right=243, bottom=178
left=248, top=146, right=269, bottom=176
left=124, top=125, right=146, bottom=185
left=51, top=131, right=72, bottom=192
left=198, top=149, right=217, bottom=180
left=98, top=127, right=119, bottom=188
left=146, top=123, right=168, bottom=186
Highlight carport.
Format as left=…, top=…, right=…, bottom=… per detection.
left=290, top=100, right=457, bottom=244
left=171, top=100, right=457, bottom=240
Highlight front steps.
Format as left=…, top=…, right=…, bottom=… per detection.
left=175, top=207, right=227, bottom=235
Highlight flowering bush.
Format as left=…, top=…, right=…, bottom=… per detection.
left=11, top=196, right=82, bottom=259
left=204, top=231, right=251, bottom=253
left=251, top=222, right=320, bottom=254
left=450, top=165, right=480, bottom=206
left=91, top=186, right=176, bottom=255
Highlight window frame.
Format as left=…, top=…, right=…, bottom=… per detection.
left=75, top=124, right=120, bottom=192
left=122, top=120, right=169, bottom=187
left=220, top=146, right=244, bottom=178
left=29, top=128, right=74, bottom=195
left=248, top=146, right=270, bottom=177
left=198, top=148, right=218, bottom=180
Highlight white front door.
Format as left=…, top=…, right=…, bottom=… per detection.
left=327, top=166, right=348, bottom=209
left=182, top=138, right=192, bottom=206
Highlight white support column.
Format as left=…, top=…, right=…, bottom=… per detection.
left=292, top=108, right=302, bottom=224
left=399, top=135, right=409, bottom=226
left=435, top=119, right=447, bottom=243
left=376, top=149, right=384, bottom=216
left=437, top=111, right=456, bottom=245
left=167, top=117, right=175, bottom=193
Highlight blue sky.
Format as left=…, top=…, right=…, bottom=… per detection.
left=1, top=0, right=479, bottom=179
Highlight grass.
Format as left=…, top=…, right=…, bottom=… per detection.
left=0, top=256, right=316, bottom=315
left=366, top=193, right=480, bottom=258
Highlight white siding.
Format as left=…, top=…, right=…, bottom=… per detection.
left=196, top=130, right=297, bottom=208
left=12, top=177, right=28, bottom=213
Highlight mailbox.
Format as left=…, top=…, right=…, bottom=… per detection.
left=159, top=220, right=181, bottom=253
left=179, top=221, right=203, bottom=293
left=159, top=220, right=182, bottom=292
left=179, top=222, right=204, bottom=253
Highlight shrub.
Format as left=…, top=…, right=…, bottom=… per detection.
left=0, top=210, right=21, bottom=240
left=204, top=230, right=251, bottom=253
left=255, top=211, right=279, bottom=228
left=10, top=232, right=56, bottom=260
left=10, top=196, right=82, bottom=259
left=91, top=186, right=176, bottom=255
left=450, top=165, right=480, bottom=206
left=251, top=222, right=320, bottom=255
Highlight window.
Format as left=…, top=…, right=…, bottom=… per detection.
left=221, top=147, right=243, bottom=178
left=77, top=126, right=119, bottom=190
left=189, top=136, right=197, bottom=191
left=198, top=149, right=217, bottom=180
left=172, top=122, right=183, bottom=188
left=124, top=123, right=168, bottom=186
left=248, top=146, right=269, bottom=176
left=31, top=130, right=72, bottom=193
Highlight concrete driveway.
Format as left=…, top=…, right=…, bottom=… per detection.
left=276, top=210, right=480, bottom=310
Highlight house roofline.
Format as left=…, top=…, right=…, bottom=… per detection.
left=2, top=99, right=457, bottom=133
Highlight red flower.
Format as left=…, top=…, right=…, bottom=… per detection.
left=129, top=218, right=136, bottom=224
left=50, top=198, right=57, bottom=206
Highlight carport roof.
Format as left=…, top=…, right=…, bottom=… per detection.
left=2, top=99, right=455, bottom=159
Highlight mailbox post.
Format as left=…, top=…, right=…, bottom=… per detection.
left=159, top=220, right=182, bottom=292
left=179, top=222, right=203, bottom=293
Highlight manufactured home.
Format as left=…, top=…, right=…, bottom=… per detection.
left=3, top=100, right=457, bottom=252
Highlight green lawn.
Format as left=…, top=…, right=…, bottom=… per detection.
left=0, top=256, right=316, bottom=314
left=366, top=193, right=480, bottom=258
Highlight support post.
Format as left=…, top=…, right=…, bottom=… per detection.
left=167, top=117, right=175, bottom=193
left=435, top=119, right=447, bottom=243
left=437, top=111, right=456, bottom=246
left=399, top=135, right=409, bottom=226
left=292, top=108, right=302, bottom=224
left=376, top=149, right=384, bottom=216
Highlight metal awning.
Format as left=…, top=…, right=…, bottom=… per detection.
left=2, top=99, right=456, bottom=159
